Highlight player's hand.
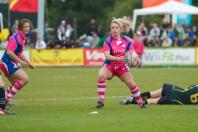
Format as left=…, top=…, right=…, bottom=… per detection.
left=28, top=63, right=35, bottom=69
left=117, top=56, right=125, bottom=61
left=135, top=57, right=142, bottom=68
left=19, top=60, right=28, bottom=67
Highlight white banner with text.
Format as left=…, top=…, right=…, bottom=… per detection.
left=142, top=48, right=195, bottom=66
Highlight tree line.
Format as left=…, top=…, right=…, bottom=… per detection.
left=46, top=0, right=198, bottom=36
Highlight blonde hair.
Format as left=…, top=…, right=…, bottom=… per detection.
left=111, top=18, right=131, bottom=33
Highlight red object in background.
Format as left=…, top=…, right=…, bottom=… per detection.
left=9, top=0, right=38, bottom=13
left=84, top=48, right=105, bottom=66
left=143, top=0, right=182, bottom=7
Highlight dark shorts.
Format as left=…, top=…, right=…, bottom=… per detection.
left=157, top=83, right=173, bottom=104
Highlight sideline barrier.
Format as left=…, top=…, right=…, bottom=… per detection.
left=83, top=48, right=196, bottom=66
left=142, top=48, right=195, bottom=66
left=0, top=48, right=196, bottom=67
left=30, top=49, right=84, bottom=66
left=84, top=48, right=105, bottom=66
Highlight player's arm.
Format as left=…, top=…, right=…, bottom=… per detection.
left=7, top=50, right=28, bottom=67
left=103, top=41, right=125, bottom=61
left=147, top=98, right=160, bottom=105
left=6, top=38, right=23, bottom=63
left=7, top=50, right=21, bottom=63
left=6, top=39, right=29, bottom=67
left=20, top=54, right=35, bottom=69
left=104, top=51, right=125, bottom=61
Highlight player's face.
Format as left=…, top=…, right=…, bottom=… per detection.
left=111, top=22, right=121, bottom=37
left=22, top=22, right=31, bottom=35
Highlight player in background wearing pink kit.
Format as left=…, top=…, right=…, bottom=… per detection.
left=0, top=19, right=35, bottom=106
left=132, top=31, right=144, bottom=58
left=96, top=18, right=147, bottom=109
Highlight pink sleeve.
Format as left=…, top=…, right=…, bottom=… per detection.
left=7, top=38, right=17, bottom=51
left=103, top=41, right=110, bottom=51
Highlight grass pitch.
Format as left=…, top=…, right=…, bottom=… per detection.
left=1, top=67, right=198, bottom=132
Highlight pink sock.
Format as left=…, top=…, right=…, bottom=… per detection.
left=130, top=86, right=142, bottom=104
left=97, top=80, right=106, bottom=102
left=7, top=81, right=23, bottom=98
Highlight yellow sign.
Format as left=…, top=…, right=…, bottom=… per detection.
left=30, top=49, right=84, bottom=66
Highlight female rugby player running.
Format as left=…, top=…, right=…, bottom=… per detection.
left=0, top=19, right=35, bottom=106
left=96, top=18, right=147, bottom=109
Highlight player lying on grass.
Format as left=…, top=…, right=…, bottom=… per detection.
left=120, top=83, right=198, bottom=105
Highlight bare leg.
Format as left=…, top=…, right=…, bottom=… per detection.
left=0, top=75, right=5, bottom=86
left=147, top=97, right=160, bottom=105
left=96, top=66, right=114, bottom=108
left=119, top=72, right=146, bottom=108
left=150, top=88, right=162, bottom=98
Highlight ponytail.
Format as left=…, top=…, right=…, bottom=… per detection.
left=111, top=18, right=131, bottom=33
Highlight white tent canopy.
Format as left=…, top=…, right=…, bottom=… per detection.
left=132, top=0, right=198, bottom=30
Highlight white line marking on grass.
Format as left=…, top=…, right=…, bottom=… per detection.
left=89, top=111, right=98, bottom=115
left=17, top=96, right=126, bottom=102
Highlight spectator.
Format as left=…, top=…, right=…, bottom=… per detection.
left=149, top=22, right=160, bottom=47
left=183, top=33, right=191, bottom=47
left=44, top=21, right=49, bottom=43
left=162, top=36, right=172, bottom=48
left=160, top=29, right=169, bottom=42
left=173, top=24, right=179, bottom=46
left=144, top=35, right=154, bottom=47
left=90, top=31, right=100, bottom=48
left=11, top=19, right=19, bottom=34
left=162, top=18, right=170, bottom=30
left=192, top=26, right=198, bottom=46
left=35, top=37, right=47, bottom=50
left=137, top=22, right=148, bottom=42
left=177, top=24, right=185, bottom=46
left=183, top=27, right=193, bottom=47
left=97, top=31, right=110, bottom=47
left=97, top=25, right=104, bottom=38
left=192, top=26, right=198, bottom=38
left=168, top=26, right=175, bottom=45
left=57, top=20, right=66, bottom=46
left=65, top=23, right=75, bottom=48
left=87, top=18, right=97, bottom=36
left=28, top=30, right=37, bottom=49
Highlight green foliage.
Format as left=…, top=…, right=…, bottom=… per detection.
left=46, top=0, right=198, bottom=35
left=46, top=0, right=118, bottom=35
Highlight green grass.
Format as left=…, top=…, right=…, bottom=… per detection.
left=1, top=67, right=198, bottom=132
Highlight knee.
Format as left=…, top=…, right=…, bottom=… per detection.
left=98, top=74, right=106, bottom=81
left=20, top=76, right=29, bottom=86
left=0, top=80, right=5, bottom=87
left=98, top=72, right=108, bottom=81
left=24, top=77, right=29, bottom=85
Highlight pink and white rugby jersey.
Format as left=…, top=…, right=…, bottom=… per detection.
left=6, top=31, right=26, bottom=58
left=103, top=35, right=134, bottom=64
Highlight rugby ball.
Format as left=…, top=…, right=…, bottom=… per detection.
left=125, top=51, right=141, bottom=67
